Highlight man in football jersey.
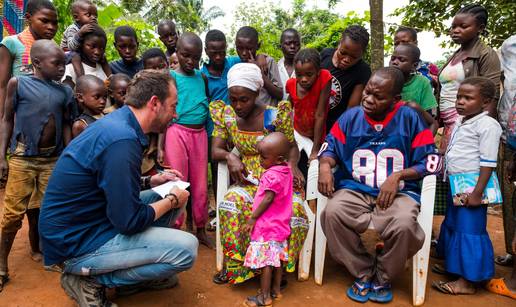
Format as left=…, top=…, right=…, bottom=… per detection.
left=318, top=67, right=440, bottom=303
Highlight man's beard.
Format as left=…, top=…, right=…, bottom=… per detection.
left=150, top=116, right=169, bottom=133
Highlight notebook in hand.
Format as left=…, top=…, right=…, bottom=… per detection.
left=449, top=172, right=502, bottom=206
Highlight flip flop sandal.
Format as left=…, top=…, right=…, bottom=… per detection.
left=431, top=263, right=447, bottom=275
left=433, top=280, right=476, bottom=295
left=495, top=254, right=514, bottom=267
left=486, top=278, right=516, bottom=299
left=213, top=270, right=229, bottom=284
left=431, top=239, right=438, bottom=247
left=346, top=279, right=371, bottom=303
left=369, top=282, right=393, bottom=303
left=433, top=281, right=457, bottom=295
left=258, top=289, right=283, bottom=300
left=244, top=293, right=273, bottom=307
left=271, top=291, right=283, bottom=300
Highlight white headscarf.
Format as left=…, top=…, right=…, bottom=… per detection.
left=227, top=63, right=264, bottom=92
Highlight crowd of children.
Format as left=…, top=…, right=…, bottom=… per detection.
left=0, top=0, right=515, bottom=305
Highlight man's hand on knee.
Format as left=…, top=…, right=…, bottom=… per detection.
left=377, top=173, right=402, bottom=209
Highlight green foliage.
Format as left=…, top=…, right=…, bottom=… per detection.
left=130, top=0, right=224, bottom=33
left=52, top=1, right=163, bottom=62
left=306, top=11, right=369, bottom=50
left=53, top=0, right=74, bottom=45
left=298, top=9, right=340, bottom=46
left=230, top=0, right=391, bottom=63
left=230, top=0, right=359, bottom=60
left=229, top=1, right=282, bottom=59
left=434, top=50, right=454, bottom=69
left=97, top=5, right=162, bottom=62
left=392, top=0, right=516, bottom=48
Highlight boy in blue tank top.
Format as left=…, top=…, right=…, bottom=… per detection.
left=0, top=40, right=73, bottom=291
left=159, top=32, right=212, bottom=247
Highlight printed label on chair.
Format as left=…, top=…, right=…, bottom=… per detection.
left=219, top=201, right=240, bottom=213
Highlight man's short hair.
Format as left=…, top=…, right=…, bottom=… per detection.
left=395, top=26, right=418, bottom=41
left=125, top=70, right=175, bottom=109
left=157, top=20, right=176, bottom=32
left=82, top=24, right=106, bottom=43
left=461, top=77, right=496, bottom=101
left=142, top=48, right=167, bottom=63
left=114, top=26, right=138, bottom=42
left=294, top=48, right=321, bottom=71
left=30, top=39, right=61, bottom=62
left=205, top=29, right=226, bottom=45
left=107, top=73, right=131, bottom=90
left=26, top=0, right=55, bottom=15
left=75, top=75, right=104, bottom=94
left=396, top=44, right=421, bottom=62
left=341, top=25, right=369, bottom=50
left=236, top=26, right=259, bottom=43
left=177, top=32, right=202, bottom=51
left=280, top=28, right=300, bottom=43
left=374, top=67, right=405, bottom=97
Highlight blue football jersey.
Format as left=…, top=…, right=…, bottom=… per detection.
left=321, top=102, right=440, bottom=201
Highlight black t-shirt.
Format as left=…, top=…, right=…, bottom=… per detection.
left=320, top=48, right=371, bottom=129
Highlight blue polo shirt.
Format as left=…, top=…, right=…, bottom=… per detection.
left=201, top=56, right=240, bottom=104
left=201, top=56, right=240, bottom=136
left=39, top=106, right=155, bottom=265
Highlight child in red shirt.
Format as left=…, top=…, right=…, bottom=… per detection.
left=286, top=48, right=332, bottom=161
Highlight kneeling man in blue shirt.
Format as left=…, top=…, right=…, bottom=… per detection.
left=40, top=70, right=198, bottom=306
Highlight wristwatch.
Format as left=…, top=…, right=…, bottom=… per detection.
left=165, top=193, right=179, bottom=208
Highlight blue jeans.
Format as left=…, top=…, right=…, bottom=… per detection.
left=62, top=190, right=199, bottom=288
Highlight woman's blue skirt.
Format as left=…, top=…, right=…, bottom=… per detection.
left=436, top=193, right=494, bottom=282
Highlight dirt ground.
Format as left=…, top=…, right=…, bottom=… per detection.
left=0, top=189, right=514, bottom=307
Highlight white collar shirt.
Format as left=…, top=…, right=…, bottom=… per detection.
left=445, top=111, right=502, bottom=175
left=278, top=57, right=295, bottom=100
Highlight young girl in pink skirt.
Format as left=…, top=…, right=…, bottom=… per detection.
left=242, top=132, right=294, bottom=307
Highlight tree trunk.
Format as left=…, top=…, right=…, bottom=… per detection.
left=369, top=0, right=384, bottom=72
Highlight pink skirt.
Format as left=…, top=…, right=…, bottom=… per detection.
left=243, top=240, right=289, bottom=269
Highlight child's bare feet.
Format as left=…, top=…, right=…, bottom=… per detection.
left=30, top=251, right=43, bottom=262
left=196, top=228, right=214, bottom=249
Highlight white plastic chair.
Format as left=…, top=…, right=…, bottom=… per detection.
left=293, top=131, right=318, bottom=281
left=314, top=174, right=436, bottom=306
left=215, top=133, right=317, bottom=280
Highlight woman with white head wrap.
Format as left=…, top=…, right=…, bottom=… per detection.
left=210, top=63, right=308, bottom=286
left=227, top=63, right=264, bottom=92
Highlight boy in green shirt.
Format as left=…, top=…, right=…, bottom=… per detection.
left=390, top=44, right=437, bottom=132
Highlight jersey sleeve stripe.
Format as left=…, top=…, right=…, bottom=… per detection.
left=411, top=129, right=434, bottom=148
left=330, top=123, right=346, bottom=144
